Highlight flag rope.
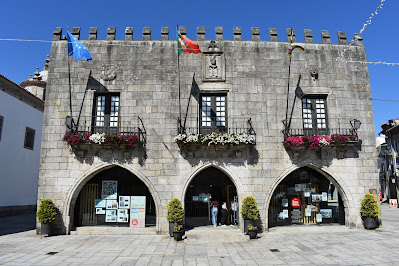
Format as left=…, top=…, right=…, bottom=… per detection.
left=337, top=0, right=386, bottom=60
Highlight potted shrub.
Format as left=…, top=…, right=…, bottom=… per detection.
left=173, top=224, right=184, bottom=241
left=247, top=224, right=258, bottom=239
left=166, top=198, right=185, bottom=237
left=36, top=199, right=57, bottom=236
left=360, top=193, right=380, bottom=229
left=241, top=196, right=260, bottom=233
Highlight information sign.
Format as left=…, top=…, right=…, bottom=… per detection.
left=130, top=196, right=146, bottom=228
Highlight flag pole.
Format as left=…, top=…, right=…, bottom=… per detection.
left=284, top=28, right=293, bottom=135
left=177, top=25, right=182, bottom=133
left=67, top=24, right=74, bottom=131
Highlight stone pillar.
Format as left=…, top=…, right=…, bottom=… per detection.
left=321, top=30, right=331, bottom=44
left=216, top=27, right=223, bottom=41
left=89, top=27, right=98, bottom=40
left=233, top=27, right=241, bottom=41
left=304, top=29, right=313, bottom=43
left=53, top=27, right=62, bottom=41
left=197, top=27, right=205, bottom=41
left=143, top=27, right=151, bottom=40
left=161, top=27, right=169, bottom=41
left=286, top=28, right=295, bottom=42
left=179, top=26, right=186, bottom=37
left=338, top=31, right=347, bottom=45
left=107, top=27, right=116, bottom=40
left=71, top=27, right=80, bottom=40
left=125, top=27, right=133, bottom=41
left=251, top=27, right=260, bottom=41
left=269, top=28, right=277, bottom=42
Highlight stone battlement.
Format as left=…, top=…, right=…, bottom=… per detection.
left=52, top=27, right=363, bottom=45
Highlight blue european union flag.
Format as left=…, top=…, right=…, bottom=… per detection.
left=66, top=31, right=92, bottom=61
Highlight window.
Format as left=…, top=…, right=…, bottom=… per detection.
left=0, top=116, right=3, bottom=141
left=92, top=93, right=120, bottom=134
left=200, top=94, right=227, bottom=134
left=24, top=127, right=35, bottom=150
left=302, top=96, right=328, bottom=135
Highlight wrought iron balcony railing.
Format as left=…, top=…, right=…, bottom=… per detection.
left=72, top=116, right=147, bottom=145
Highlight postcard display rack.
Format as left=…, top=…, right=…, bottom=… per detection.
left=94, top=180, right=146, bottom=227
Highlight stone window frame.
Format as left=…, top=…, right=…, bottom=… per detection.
left=24, top=127, right=35, bottom=150
left=199, top=93, right=228, bottom=134
left=301, top=95, right=329, bottom=135
left=91, top=92, right=120, bottom=134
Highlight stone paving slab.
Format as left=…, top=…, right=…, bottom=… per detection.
left=1, top=204, right=399, bottom=265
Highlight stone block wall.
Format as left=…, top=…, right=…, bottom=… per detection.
left=38, top=26, right=378, bottom=234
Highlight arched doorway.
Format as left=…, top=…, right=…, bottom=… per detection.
left=73, top=166, right=156, bottom=228
left=184, top=167, right=238, bottom=228
left=268, top=166, right=345, bottom=228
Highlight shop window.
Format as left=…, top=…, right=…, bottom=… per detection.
left=0, top=115, right=3, bottom=141
left=268, top=167, right=345, bottom=227
left=200, top=93, right=227, bottom=134
left=92, top=93, right=120, bottom=134
left=24, top=127, right=35, bottom=150
left=302, top=96, right=328, bottom=135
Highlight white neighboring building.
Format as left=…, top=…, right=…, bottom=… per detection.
left=0, top=72, right=45, bottom=216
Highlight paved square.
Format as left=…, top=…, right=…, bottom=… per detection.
left=1, top=203, right=398, bottom=265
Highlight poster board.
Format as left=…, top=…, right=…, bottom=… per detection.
left=389, top=199, right=397, bottom=208
left=106, top=199, right=118, bottom=209
left=105, top=210, right=117, bottom=222
left=130, top=196, right=146, bottom=228
left=119, top=196, right=130, bottom=209
left=117, top=209, right=129, bottom=223
left=101, top=180, right=118, bottom=200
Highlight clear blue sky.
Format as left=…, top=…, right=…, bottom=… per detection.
left=0, top=0, right=396, bottom=137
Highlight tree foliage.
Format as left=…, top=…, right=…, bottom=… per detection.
left=36, top=199, right=57, bottom=224
left=241, top=196, right=260, bottom=220
left=166, top=198, right=185, bottom=223
left=360, top=193, right=380, bottom=218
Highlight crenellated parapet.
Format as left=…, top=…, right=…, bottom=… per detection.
left=52, top=27, right=363, bottom=45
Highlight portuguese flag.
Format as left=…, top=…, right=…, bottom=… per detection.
left=177, top=30, right=202, bottom=56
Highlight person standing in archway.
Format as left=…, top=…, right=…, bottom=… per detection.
left=220, top=202, right=228, bottom=226
left=211, top=200, right=219, bottom=227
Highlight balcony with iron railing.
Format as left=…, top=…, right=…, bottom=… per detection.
left=62, top=116, right=147, bottom=155
left=283, top=126, right=359, bottom=150
left=175, top=116, right=256, bottom=147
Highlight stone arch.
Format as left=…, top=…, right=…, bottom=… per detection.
left=264, top=163, right=356, bottom=228
left=180, top=162, right=245, bottom=204
left=63, top=162, right=162, bottom=234
left=180, top=163, right=245, bottom=228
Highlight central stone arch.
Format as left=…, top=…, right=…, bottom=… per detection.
left=180, top=163, right=244, bottom=228
left=63, top=162, right=162, bottom=234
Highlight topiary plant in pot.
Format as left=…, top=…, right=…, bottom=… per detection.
left=166, top=198, right=185, bottom=237
left=36, top=199, right=57, bottom=236
left=247, top=224, right=258, bottom=240
left=241, top=196, right=260, bottom=233
left=360, top=193, right=380, bottom=229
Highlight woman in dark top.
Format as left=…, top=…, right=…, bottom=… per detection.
left=220, top=202, right=228, bottom=226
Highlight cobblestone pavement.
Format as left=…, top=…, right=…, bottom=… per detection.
left=1, top=204, right=399, bottom=265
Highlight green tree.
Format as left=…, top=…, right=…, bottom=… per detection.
left=166, top=198, right=185, bottom=223
left=241, top=196, right=260, bottom=220
left=360, top=193, right=380, bottom=218
left=36, top=199, right=57, bottom=224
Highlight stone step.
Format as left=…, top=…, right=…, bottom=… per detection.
left=71, top=226, right=157, bottom=235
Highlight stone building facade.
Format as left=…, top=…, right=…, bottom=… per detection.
left=38, top=26, right=378, bottom=234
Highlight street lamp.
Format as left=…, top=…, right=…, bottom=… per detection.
left=350, top=119, right=361, bottom=135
